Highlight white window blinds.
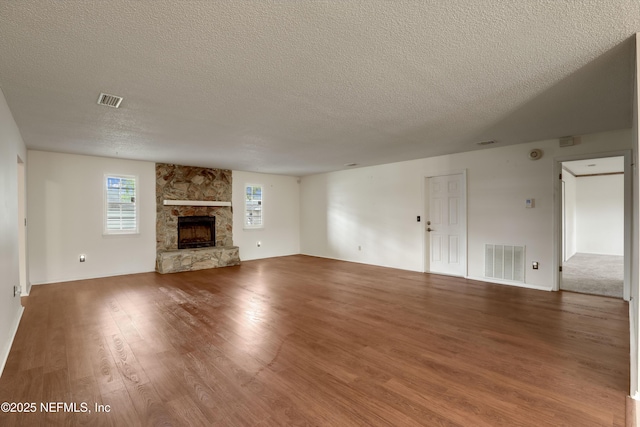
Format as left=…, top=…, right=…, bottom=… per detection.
left=245, top=184, right=263, bottom=228
left=105, top=175, right=138, bottom=234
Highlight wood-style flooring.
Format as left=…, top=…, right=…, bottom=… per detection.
left=0, top=255, right=629, bottom=426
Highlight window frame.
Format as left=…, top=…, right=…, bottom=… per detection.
left=244, top=183, right=264, bottom=230
left=103, top=174, right=139, bottom=235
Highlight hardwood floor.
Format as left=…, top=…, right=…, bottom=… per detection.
left=0, top=255, right=629, bottom=426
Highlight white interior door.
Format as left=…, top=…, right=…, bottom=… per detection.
left=426, top=173, right=466, bottom=276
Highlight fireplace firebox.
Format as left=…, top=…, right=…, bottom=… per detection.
left=178, top=216, right=216, bottom=249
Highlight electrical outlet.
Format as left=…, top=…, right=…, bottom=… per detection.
left=79, top=254, right=86, bottom=262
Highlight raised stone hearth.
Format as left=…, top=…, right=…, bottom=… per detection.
left=156, top=163, right=240, bottom=273
left=156, top=246, right=240, bottom=274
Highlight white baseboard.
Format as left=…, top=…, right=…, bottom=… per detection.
left=241, top=252, right=301, bottom=262
left=30, top=269, right=156, bottom=286
left=465, top=276, right=552, bottom=292
left=299, top=252, right=422, bottom=273
left=21, top=283, right=31, bottom=296
left=0, top=305, right=24, bottom=378
left=299, top=254, right=554, bottom=292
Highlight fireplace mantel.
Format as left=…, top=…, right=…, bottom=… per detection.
left=163, top=200, right=231, bottom=207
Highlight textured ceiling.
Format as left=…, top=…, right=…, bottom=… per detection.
left=564, top=157, right=624, bottom=175
left=0, top=1, right=638, bottom=176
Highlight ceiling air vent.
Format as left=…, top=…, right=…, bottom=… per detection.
left=97, top=93, right=123, bottom=108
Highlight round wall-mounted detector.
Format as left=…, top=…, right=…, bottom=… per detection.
left=528, top=149, right=543, bottom=160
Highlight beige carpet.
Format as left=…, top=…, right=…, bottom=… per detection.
left=561, top=253, right=623, bottom=298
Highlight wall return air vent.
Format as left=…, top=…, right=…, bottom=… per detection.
left=485, top=244, right=525, bottom=283
left=97, top=93, right=123, bottom=108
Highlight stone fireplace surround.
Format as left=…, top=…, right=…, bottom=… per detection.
left=155, top=163, right=240, bottom=273
left=177, top=215, right=216, bottom=249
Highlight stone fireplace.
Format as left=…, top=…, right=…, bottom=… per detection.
left=178, top=216, right=216, bottom=249
left=155, top=163, right=240, bottom=273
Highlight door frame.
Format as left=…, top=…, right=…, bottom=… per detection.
left=553, top=150, right=631, bottom=300
left=17, top=155, right=28, bottom=296
left=423, top=170, right=468, bottom=277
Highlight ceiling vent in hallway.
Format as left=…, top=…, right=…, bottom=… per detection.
left=97, top=93, right=123, bottom=108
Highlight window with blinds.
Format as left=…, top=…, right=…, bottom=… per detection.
left=245, top=184, right=263, bottom=228
left=104, top=175, right=138, bottom=234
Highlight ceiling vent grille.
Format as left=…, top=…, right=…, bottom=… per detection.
left=97, top=93, right=123, bottom=108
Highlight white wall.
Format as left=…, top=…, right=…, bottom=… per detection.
left=27, top=151, right=156, bottom=284
left=301, top=129, right=632, bottom=290
left=301, top=161, right=424, bottom=271
left=575, top=174, right=624, bottom=256
left=562, top=171, right=577, bottom=260
left=0, top=88, right=26, bottom=376
left=232, top=171, right=300, bottom=260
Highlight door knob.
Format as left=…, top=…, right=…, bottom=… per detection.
left=427, top=228, right=434, bottom=232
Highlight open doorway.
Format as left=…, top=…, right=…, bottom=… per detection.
left=560, top=156, right=625, bottom=298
